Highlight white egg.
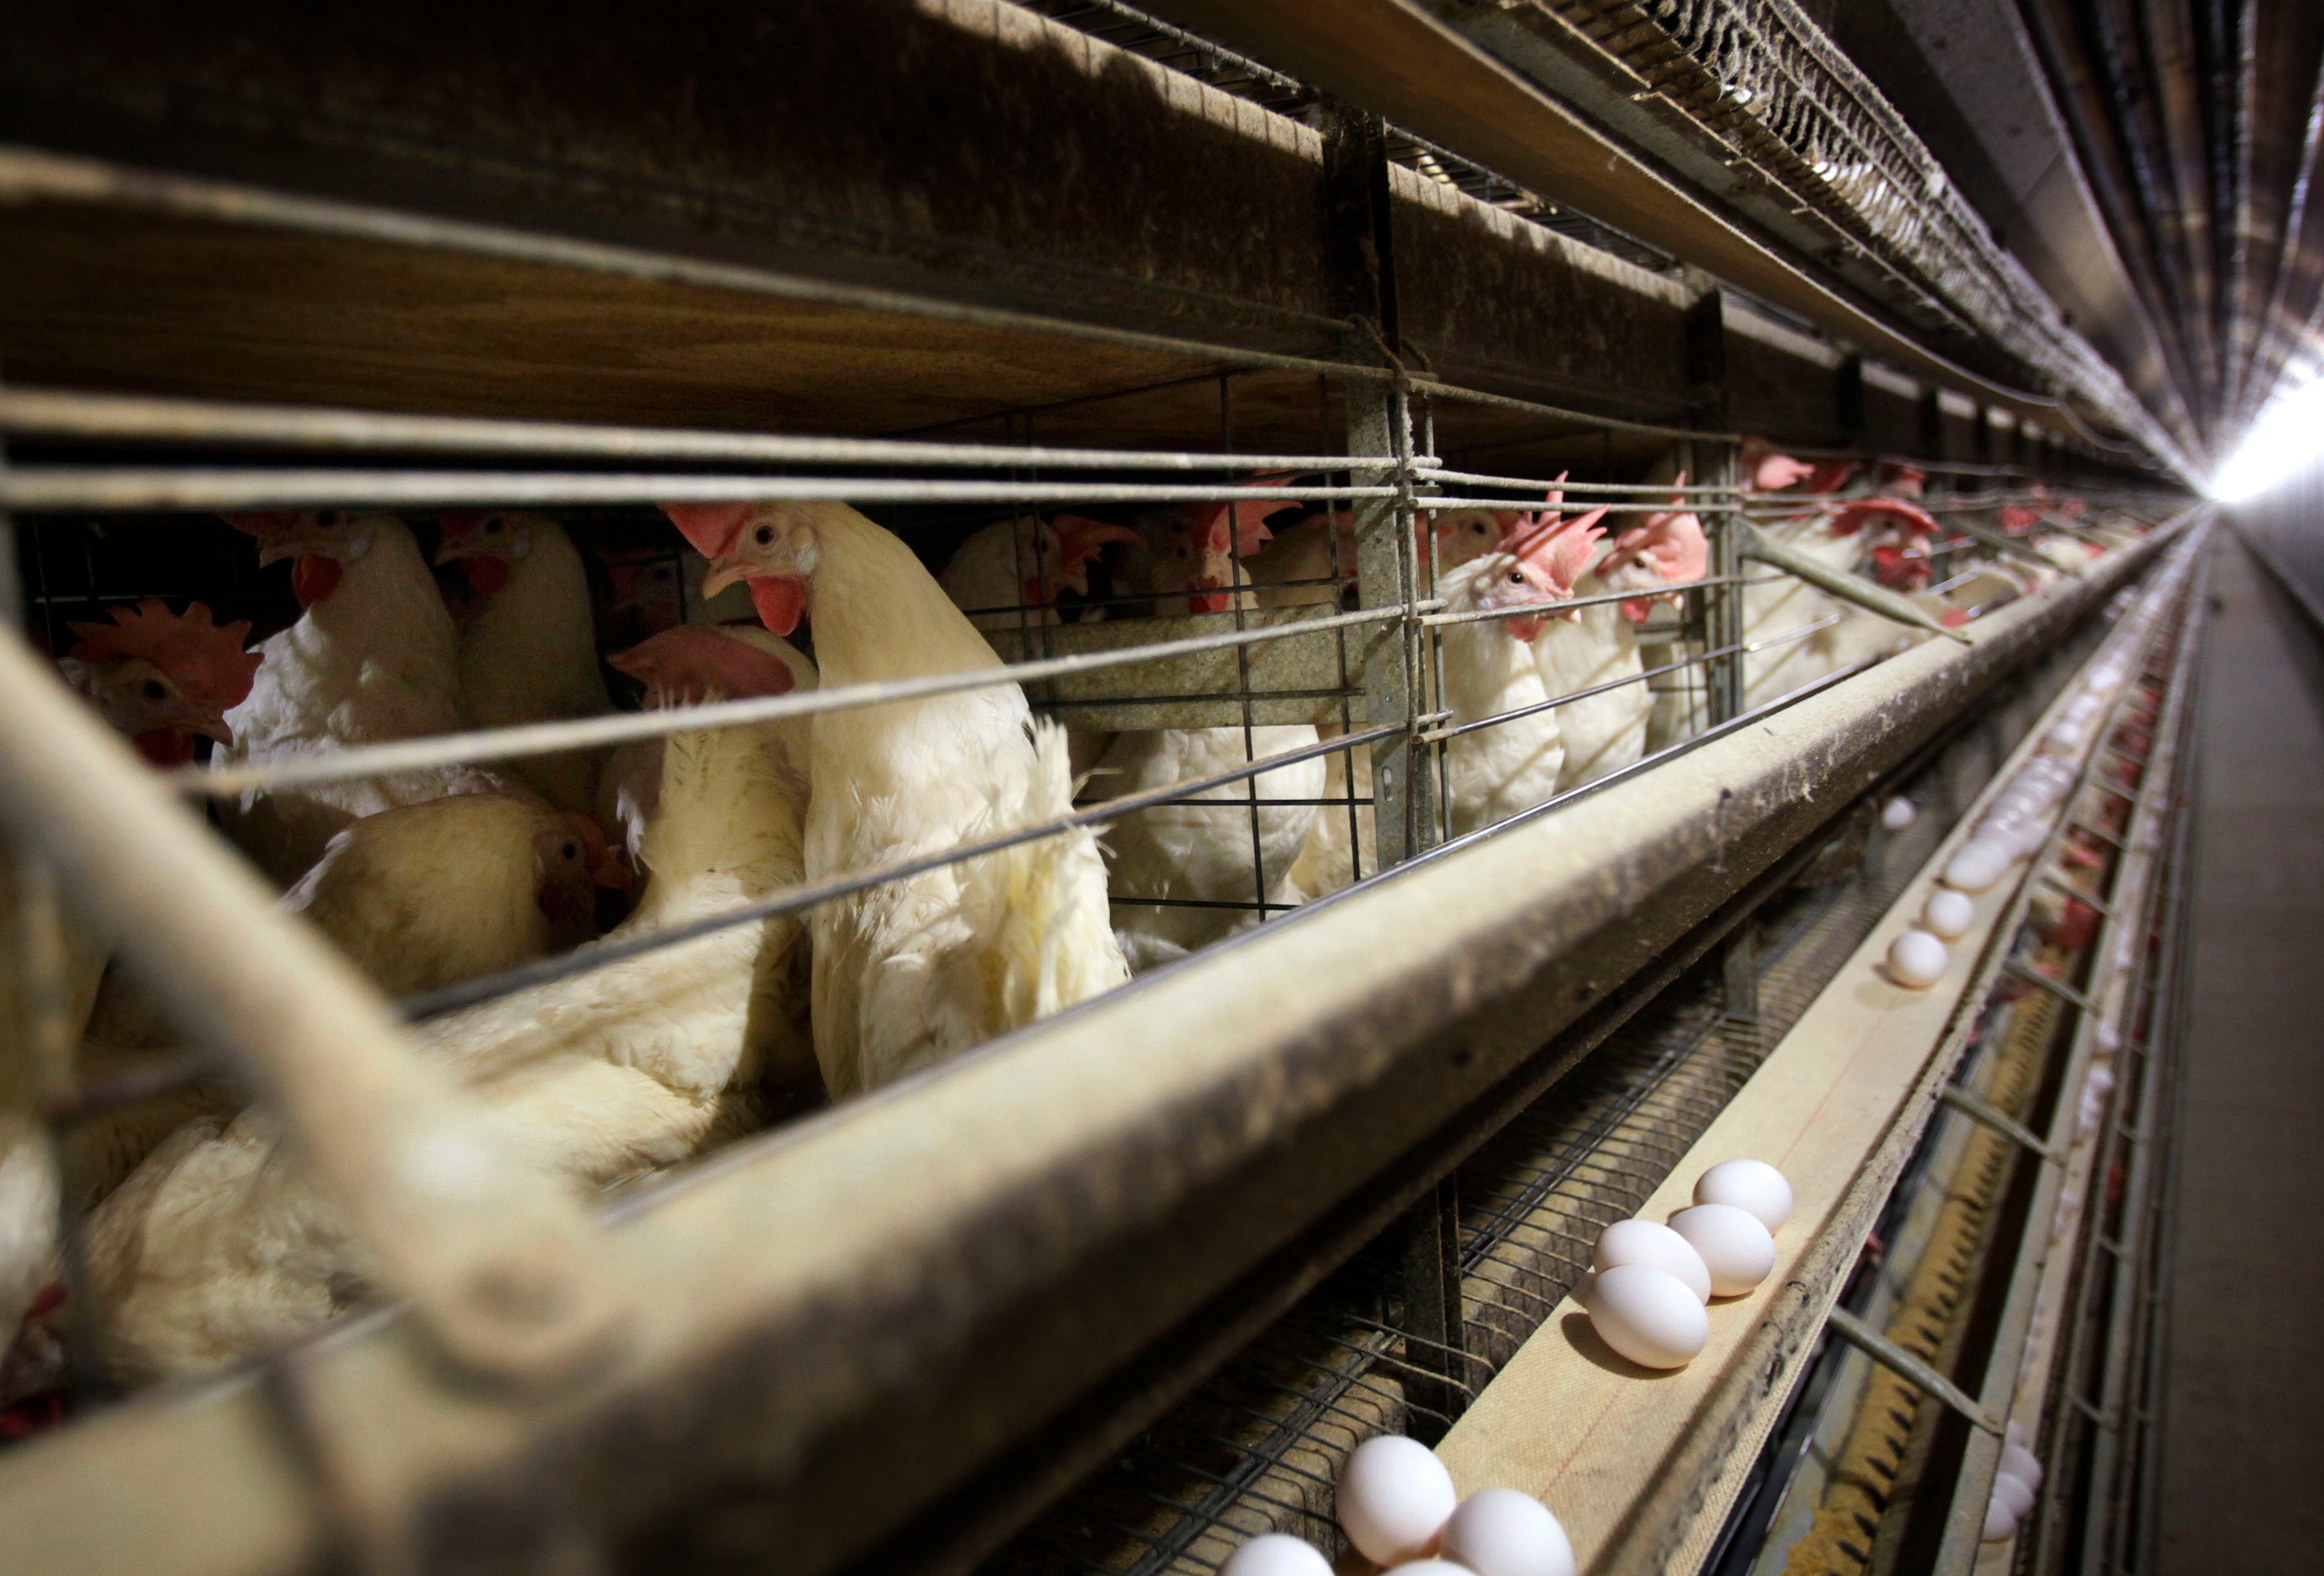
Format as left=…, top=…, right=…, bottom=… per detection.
left=1693, top=1158, right=1793, bottom=1230
left=1943, top=839, right=2011, bottom=893
left=1886, top=929, right=1949, bottom=988
left=2095, top=1021, right=2120, bottom=1055
left=1221, top=1534, right=1335, bottom=1576
left=1881, top=796, right=1917, bottom=831
left=1992, top=1471, right=2035, bottom=1519
left=1439, top=1489, right=1575, bottom=1576
left=1383, top=1563, right=1476, bottom=1575
left=2006, top=1418, right=2026, bottom=1447
left=1923, top=888, right=1976, bottom=939
left=1982, top=1495, right=2019, bottom=1542
left=1337, top=1435, right=1458, bottom=1566
left=1587, top=1264, right=1709, bottom=1368
left=2045, top=721, right=2085, bottom=753
left=2001, top=1441, right=2044, bottom=1491
left=1669, top=1204, right=1777, bottom=1297
left=1592, top=1219, right=1711, bottom=1303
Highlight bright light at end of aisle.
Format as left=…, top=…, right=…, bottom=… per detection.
left=2211, top=374, right=2324, bottom=502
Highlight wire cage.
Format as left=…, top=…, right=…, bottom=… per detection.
left=0, top=355, right=2168, bottom=1419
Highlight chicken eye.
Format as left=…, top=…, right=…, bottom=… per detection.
left=754, top=525, right=776, bottom=547
left=317, top=510, right=339, bottom=527
left=1508, top=570, right=1525, bottom=585
left=561, top=841, right=579, bottom=861
left=484, top=517, right=504, bottom=534
left=142, top=680, right=168, bottom=702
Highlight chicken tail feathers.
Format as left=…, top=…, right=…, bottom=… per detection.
left=965, top=720, right=1130, bottom=1028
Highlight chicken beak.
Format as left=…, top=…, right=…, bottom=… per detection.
left=700, top=558, right=746, bottom=600
left=253, top=534, right=309, bottom=569
left=192, top=709, right=235, bottom=746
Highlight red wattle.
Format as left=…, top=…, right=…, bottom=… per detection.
left=1188, top=591, right=1230, bottom=615
left=292, top=555, right=344, bottom=608
left=461, top=556, right=512, bottom=595
left=748, top=576, right=808, bottom=636
left=133, top=729, right=197, bottom=767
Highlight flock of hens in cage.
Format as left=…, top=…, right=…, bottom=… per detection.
left=0, top=434, right=2133, bottom=1433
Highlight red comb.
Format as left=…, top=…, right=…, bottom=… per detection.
left=1828, top=497, right=1940, bottom=538
left=1047, top=515, right=1143, bottom=571
left=1179, top=476, right=1310, bottom=559
left=1753, top=452, right=1814, bottom=490
left=65, top=599, right=261, bottom=711
left=657, top=501, right=758, bottom=559
left=1509, top=505, right=1609, bottom=597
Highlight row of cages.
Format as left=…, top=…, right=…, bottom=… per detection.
left=0, top=360, right=2175, bottom=1436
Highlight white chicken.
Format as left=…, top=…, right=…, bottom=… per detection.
left=939, top=514, right=1142, bottom=633
left=1244, top=507, right=1357, bottom=611
left=434, top=511, right=612, bottom=813
left=598, top=622, right=818, bottom=869
left=214, top=511, right=509, bottom=886
left=1092, top=497, right=1326, bottom=971
left=279, top=795, right=613, bottom=998
left=71, top=792, right=622, bottom=1211
left=1115, top=486, right=1308, bottom=617
left=1534, top=485, right=1705, bottom=790
left=1, top=605, right=261, bottom=1371
left=1277, top=482, right=1585, bottom=899
left=666, top=499, right=1129, bottom=1098
left=1737, top=449, right=1880, bottom=708
left=58, top=599, right=261, bottom=770
left=1436, top=515, right=1601, bottom=837
left=1093, top=722, right=1325, bottom=973
left=1813, top=497, right=1949, bottom=674
left=80, top=644, right=814, bottom=1386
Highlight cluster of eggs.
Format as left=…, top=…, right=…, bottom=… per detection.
left=1979, top=1420, right=2047, bottom=1542
left=1884, top=651, right=2131, bottom=991
left=1223, top=1440, right=1573, bottom=1576
left=1580, top=1160, right=1791, bottom=1370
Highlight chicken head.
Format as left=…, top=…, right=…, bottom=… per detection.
left=435, top=509, right=551, bottom=595
left=533, top=809, right=624, bottom=944
left=1828, top=497, right=1942, bottom=591
left=222, top=510, right=397, bottom=608
left=663, top=500, right=833, bottom=636
left=1041, top=515, right=1143, bottom=601
left=1595, top=478, right=1710, bottom=621
left=607, top=624, right=806, bottom=704
left=1477, top=507, right=1608, bottom=641
left=62, top=598, right=261, bottom=765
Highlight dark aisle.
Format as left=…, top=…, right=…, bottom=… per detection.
left=2156, top=535, right=2324, bottom=1572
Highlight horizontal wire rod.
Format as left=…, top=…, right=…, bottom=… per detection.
left=395, top=722, right=1402, bottom=1020
left=1419, top=572, right=1757, bottom=627
left=0, top=469, right=1399, bottom=512
left=1405, top=376, right=1736, bottom=443
left=1411, top=466, right=1744, bottom=496
left=183, top=602, right=1428, bottom=795
left=0, top=386, right=1412, bottom=474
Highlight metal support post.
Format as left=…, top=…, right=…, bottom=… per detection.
left=1682, top=277, right=1756, bottom=1027
left=1326, top=97, right=1431, bottom=867
left=1393, top=1174, right=1467, bottom=1445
